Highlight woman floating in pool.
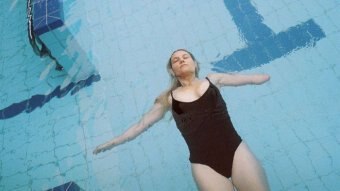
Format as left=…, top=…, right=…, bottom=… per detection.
left=93, top=49, right=270, bottom=191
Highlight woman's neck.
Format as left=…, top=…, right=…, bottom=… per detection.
left=177, top=75, right=198, bottom=87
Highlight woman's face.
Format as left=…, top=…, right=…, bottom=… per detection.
left=170, top=50, right=196, bottom=77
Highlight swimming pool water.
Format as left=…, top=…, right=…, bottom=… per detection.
left=1, top=0, right=340, bottom=190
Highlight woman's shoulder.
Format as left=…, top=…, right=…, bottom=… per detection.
left=206, top=73, right=219, bottom=84
left=155, top=90, right=172, bottom=108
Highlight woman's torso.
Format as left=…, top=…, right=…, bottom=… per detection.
left=170, top=77, right=242, bottom=178
left=171, top=77, right=228, bottom=134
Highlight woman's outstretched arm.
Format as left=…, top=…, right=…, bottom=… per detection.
left=93, top=93, right=169, bottom=155
left=207, top=73, right=270, bottom=87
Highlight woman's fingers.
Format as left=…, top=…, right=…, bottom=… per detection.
left=93, top=144, right=112, bottom=155
left=93, top=148, right=99, bottom=155
left=93, top=141, right=117, bottom=155
left=93, top=146, right=104, bottom=155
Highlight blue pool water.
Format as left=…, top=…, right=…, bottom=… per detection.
left=1, top=0, right=340, bottom=190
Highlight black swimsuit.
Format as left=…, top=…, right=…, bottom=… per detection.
left=171, top=77, right=242, bottom=178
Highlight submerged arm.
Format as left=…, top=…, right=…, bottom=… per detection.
left=207, top=73, right=270, bottom=87
left=93, top=95, right=169, bottom=154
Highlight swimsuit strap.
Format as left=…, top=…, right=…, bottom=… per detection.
left=170, top=90, right=174, bottom=98
left=205, top=76, right=212, bottom=83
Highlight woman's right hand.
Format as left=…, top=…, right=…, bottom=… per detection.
left=93, top=142, right=115, bottom=155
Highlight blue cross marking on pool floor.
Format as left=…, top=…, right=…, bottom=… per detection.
left=211, top=0, right=326, bottom=72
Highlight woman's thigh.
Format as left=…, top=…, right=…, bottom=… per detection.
left=191, top=163, right=235, bottom=191
left=231, top=142, right=270, bottom=191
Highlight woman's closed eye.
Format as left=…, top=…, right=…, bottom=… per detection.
left=172, top=57, right=179, bottom=64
